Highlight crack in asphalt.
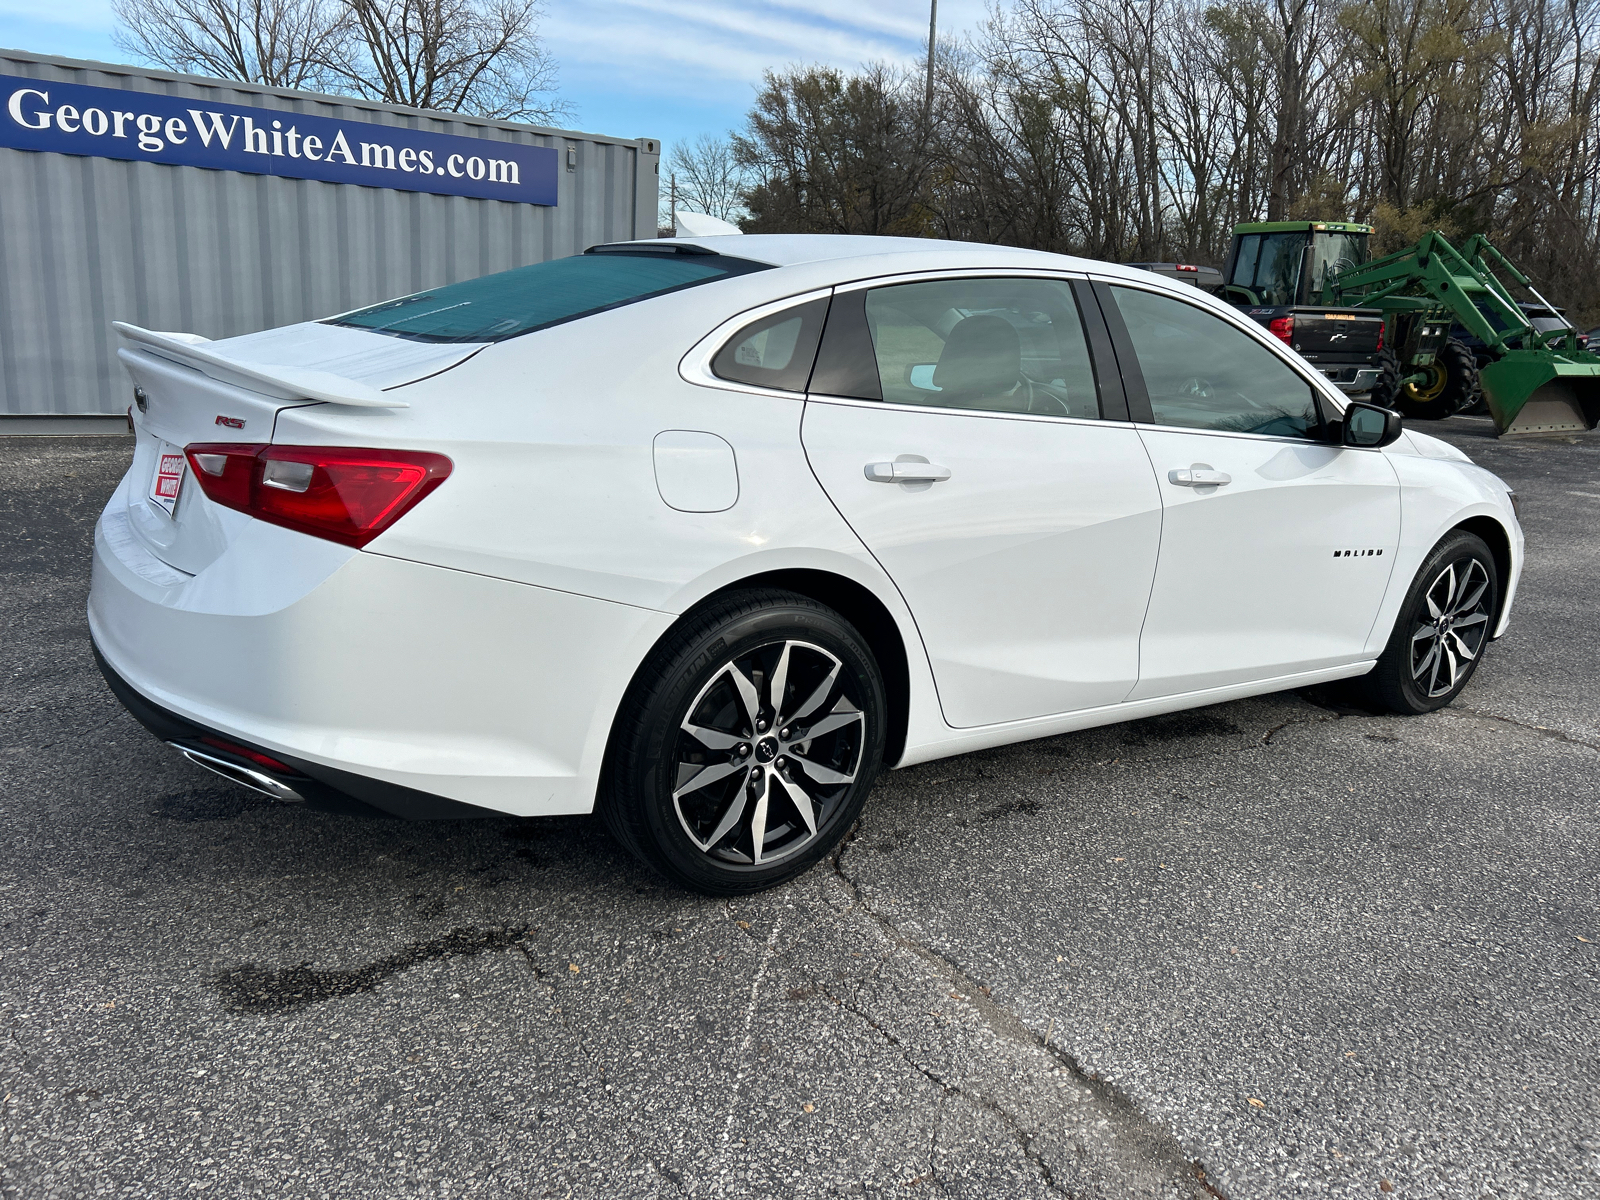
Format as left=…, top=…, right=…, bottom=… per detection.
left=822, top=823, right=1221, bottom=1199
left=1451, top=703, right=1600, bottom=752
left=822, top=986, right=1073, bottom=1198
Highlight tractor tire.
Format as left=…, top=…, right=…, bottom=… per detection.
left=1394, top=339, right=1480, bottom=420
left=1368, top=348, right=1403, bottom=410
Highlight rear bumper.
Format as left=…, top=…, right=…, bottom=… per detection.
left=93, top=643, right=490, bottom=818
left=90, top=495, right=674, bottom=818
left=1320, top=366, right=1381, bottom=394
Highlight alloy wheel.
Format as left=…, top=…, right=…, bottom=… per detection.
left=1409, top=558, right=1492, bottom=698
left=670, top=639, right=866, bottom=866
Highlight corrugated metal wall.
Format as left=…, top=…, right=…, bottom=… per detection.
left=0, top=50, right=660, bottom=415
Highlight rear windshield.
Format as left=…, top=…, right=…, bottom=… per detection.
left=328, top=249, right=771, bottom=343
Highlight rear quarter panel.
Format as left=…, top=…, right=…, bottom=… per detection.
left=269, top=276, right=949, bottom=766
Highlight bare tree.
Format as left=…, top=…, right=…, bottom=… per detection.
left=667, top=135, right=750, bottom=223
left=112, top=0, right=343, bottom=89
left=114, top=0, right=567, bottom=122
left=329, top=0, right=568, bottom=121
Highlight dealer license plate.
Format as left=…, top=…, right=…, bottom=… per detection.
left=148, top=442, right=188, bottom=516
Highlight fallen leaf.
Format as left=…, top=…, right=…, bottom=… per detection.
left=1247, top=1097, right=1265, bottom=1109
left=735, top=920, right=751, bottom=930
left=1578, top=936, right=1592, bottom=943
left=568, top=964, right=580, bottom=974
left=802, top=1103, right=815, bottom=1113
left=1114, top=857, right=1126, bottom=862
left=1379, top=1180, right=1394, bottom=1193
left=1056, top=955, right=1064, bottom=963
left=1345, top=1051, right=1357, bottom=1058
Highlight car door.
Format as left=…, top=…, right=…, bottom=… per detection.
left=1093, top=280, right=1402, bottom=700
left=800, top=274, right=1163, bottom=728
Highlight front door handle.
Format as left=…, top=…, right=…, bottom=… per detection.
left=1168, top=467, right=1231, bottom=487
left=865, top=461, right=953, bottom=484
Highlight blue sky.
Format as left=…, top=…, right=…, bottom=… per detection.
left=0, top=0, right=989, bottom=152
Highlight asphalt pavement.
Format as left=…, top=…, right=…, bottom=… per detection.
left=0, top=419, right=1596, bottom=1199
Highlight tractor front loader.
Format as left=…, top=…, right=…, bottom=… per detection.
left=1322, top=231, right=1600, bottom=436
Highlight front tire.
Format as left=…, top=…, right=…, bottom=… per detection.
left=598, top=589, right=887, bottom=895
left=1394, top=339, right=1480, bottom=420
left=1359, top=531, right=1498, bottom=714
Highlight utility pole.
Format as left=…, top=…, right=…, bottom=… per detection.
left=669, top=172, right=677, bottom=235
left=924, top=0, right=937, bottom=120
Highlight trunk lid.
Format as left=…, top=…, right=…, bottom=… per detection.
left=114, top=322, right=482, bottom=575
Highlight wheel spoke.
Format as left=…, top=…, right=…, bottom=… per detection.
left=1411, top=624, right=1438, bottom=645
left=1452, top=574, right=1488, bottom=617
left=726, top=662, right=762, bottom=730
left=774, top=770, right=818, bottom=836
left=1443, top=644, right=1460, bottom=691
left=748, top=778, right=771, bottom=864
left=672, top=759, right=743, bottom=800
left=768, top=642, right=793, bottom=719
left=1425, top=578, right=1446, bottom=621
left=784, top=661, right=841, bottom=726
left=790, top=754, right=855, bottom=787
left=1451, top=611, right=1488, bottom=630
left=702, top=784, right=749, bottom=851
left=1413, top=642, right=1438, bottom=681
left=681, top=721, right=742, bottom=751
left=1447, top=630, right=1479, bottom=661
left=800, top=705, right=863, bottom=740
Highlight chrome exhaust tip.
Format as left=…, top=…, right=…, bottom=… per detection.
left=168, top=742, right=306, bottom=803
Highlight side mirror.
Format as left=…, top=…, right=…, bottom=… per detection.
left=1342, top=401, right=1403, bottom=448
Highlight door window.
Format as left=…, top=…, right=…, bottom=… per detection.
left=849, top=278, right=1103, bottom=420
left=1110, top=286, right=1323, bottom=439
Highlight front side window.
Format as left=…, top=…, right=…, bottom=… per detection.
left=1110, top=286, right=1322, bottom=439
left=853, top=278, right=1101, bottom=419
left=330, top=249, right=770, bottom=344
left=1309, top=232, right=1368, bottom=295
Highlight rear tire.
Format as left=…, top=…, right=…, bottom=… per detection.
left=1358, top=531, right=1498, bottom=714
left=598, top=589, right=887, bottom=895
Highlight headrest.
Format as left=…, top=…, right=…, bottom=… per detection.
left=932, top=314, right=1021, bottom=397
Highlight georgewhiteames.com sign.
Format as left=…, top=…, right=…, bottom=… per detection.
left=1, top=73, right=559, bottom=205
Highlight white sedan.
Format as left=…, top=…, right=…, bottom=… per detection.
left=91, top=235, right=1523, bottom=893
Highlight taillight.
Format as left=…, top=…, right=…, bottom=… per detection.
left=1268, top=316, right=1295, bottom=344
left=1376, top=324, right=1384, bottom=352
left=184, top=444, right=452, bottom=548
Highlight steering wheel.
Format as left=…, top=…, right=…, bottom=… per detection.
left=1025, top=381, right=1073, bottom=417
left=1177, top=377, right=1216, bottom=399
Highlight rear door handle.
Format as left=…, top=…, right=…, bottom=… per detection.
left=1168, top=468, right=1231, bottom=487
left=865, top=461, right=952, bottom=484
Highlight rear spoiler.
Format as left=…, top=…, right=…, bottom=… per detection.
left=112, top=323, right=408, bottom=409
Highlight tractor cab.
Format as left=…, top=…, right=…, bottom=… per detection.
left=1222, top=221, right=1372, bottom=307
left=1220, top=220, right=1385, bottom=396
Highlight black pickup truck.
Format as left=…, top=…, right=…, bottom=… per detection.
left=1133, top=252, right=1385, bottom=395
left=1237, top=304, right=1386, bottom=395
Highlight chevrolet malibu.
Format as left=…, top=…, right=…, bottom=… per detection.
left=91, top=235, right=1523, bottom=894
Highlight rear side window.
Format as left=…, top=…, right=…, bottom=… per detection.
left=329, top=249, right=771, bottom=344
left=712, top=298, right=829, bottom=392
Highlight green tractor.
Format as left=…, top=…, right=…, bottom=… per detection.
left=1221, top=220, right=1600, bottom=434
